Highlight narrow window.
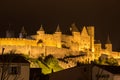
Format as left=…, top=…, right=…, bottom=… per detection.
left=9, top=66, right=20, bottom=75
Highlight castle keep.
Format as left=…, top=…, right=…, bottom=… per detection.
left=0, top=23, right=120, bottom=63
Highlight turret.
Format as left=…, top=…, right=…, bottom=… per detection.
left=37, top=25, right=45, bottom=35
left=19, top=26, right=27, bottom=38
left=55, top=24, right=62, bottom=48
left=6, top=24, right=14, bottom=38
left=30, top=25, right=45, bottom=41
left=105, top=35, right=112, bottom=54
left=70, top=23, right=79, bottom=32
left=94, top=40, right=102, bottom=58
left=55, top=24, right=61, bottom=33
left=35, top=25, right=45, bottom=41
left=80, top=26, right=90, bottom=51
left=87, top=26, right=95, bottom=52
left=70, top=23, right=81, bottom=51
left=70, top=23, right=80, bottom=42
left=6, top=30, right=14, bottom=38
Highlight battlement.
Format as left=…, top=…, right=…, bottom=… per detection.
left=0, top=38, right=37, bottom=46
left=0, top=24, right=116, bottom=66
left=0, top=38, right=35, bottom=41
left=0, top=38, right=24, bottom=40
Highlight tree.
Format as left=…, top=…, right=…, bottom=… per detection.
left=44, top=55, right=58, bottom=68
left=93, top=55, right=118, bottom=66
left=106, top=57, right=118, bottom=66
left=44, top=54, right=63, bottom=72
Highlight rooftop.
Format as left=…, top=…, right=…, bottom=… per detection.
left=0, top=54, right=29, bottom=63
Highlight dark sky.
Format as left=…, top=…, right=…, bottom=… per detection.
left=0, top=0, right=120, bottom=51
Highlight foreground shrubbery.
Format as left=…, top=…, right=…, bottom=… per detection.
left=94, top=57, right=118, bottom=66
left=27, top=54, right=63, bottom=74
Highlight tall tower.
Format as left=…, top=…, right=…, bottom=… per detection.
left=87, top=26, right=95, bottom=52
left=81, top=26, right=90, bottom=50
left=19, top=26, right=27, bottom=38
left=70, top=23, right=80, bottom=42
left=105, top=35, right=112, bottom=54
left=55, top=24, right=62, bottom=48
left=70, top=23, right=80, bottom=51
left=94, top=40, right=102, bottom=58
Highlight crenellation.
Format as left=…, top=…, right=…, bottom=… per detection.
left=0, top=24, right=119, bottom=65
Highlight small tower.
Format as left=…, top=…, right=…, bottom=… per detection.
left=70, top=23, right=80, bottom=41
left=6, top=24, right=14, bottom=38
left=36, top=25, right=45, bottom=40
left=6, top=30, right=14, bottom=38
left=80, top=26, right=90, bottom=51
left=105, top=35, right=112, bottom=54
left=70, top=23, right=79, bottom=32
left=55, top=24, right=61, bottom=32
left=70, top=23, right=80, bottom=51
left=37, top=25, right=45, bottom=35
left=55, top=24, right=62, bottom=48
left=94, top=40, right=102, bottom=58
left=19, top=26, right=27, bottom=38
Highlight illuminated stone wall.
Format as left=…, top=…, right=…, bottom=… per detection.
left=0, top=38, right=37, bottom=46
left=0, top=25, right=116, bottom=62
left=0, top=26, right=96, bottom=59
left=31, top=25, right=95, bottom=53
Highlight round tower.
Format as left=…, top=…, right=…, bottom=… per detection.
left=55, top=24, right=62, bottom=48
left=81, top=26, right=90, bottom=51
left=19, top=26, right=27, bottom=38
left=105, top=35, right=112, bottom=54
left=36, top=25, right=45, bottom=40
left=6, top=30, right=14, bottom=38
left=94, top=40, right=102, bottom=58
left=87, top=26, right=95, bottom=52
left=70, top=23, right=81, bottom=51
left=70, top=23, right=80, bottom=42
left=37, top=25, right=44, bottom=34
left=6, top=24, right=14, bottom=38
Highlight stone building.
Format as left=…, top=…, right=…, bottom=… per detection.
left=0, top=23, right=119, bottom=63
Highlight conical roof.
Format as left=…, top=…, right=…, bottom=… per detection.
left=106, top=35, right=111, bottom=44
left=71, top=23, right=79, bottom=32
left=21, top=26, right=27, bottom=34
left=39, top=25, right=44, bottom=31
left=56, top=24, right=61, bottom=32
left=81, top=26, right=88, bottom=36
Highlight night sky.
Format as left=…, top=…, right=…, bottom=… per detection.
left=0, top=0, right=120, bottom=51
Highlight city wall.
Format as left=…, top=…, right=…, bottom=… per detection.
left=0, top=38, right=74, bottom=58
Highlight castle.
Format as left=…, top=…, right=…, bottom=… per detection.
left=0, top=23, right=120, bottom=64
